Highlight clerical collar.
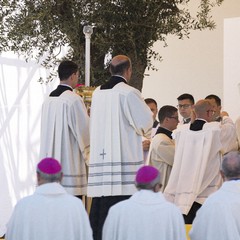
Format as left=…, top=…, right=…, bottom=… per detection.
left=113, top=75, right=128, bottom=82
left=59, top=84, right=73, bottom=90
left=215, top=116, right=222, bottom=122
left=183, top=118, right=191, bottom=124
left=100, top=76, right=127, bottom=90
left=155, top=126, right=173, bottom=139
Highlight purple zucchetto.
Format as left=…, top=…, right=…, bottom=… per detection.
left=135, top=166, right=159, bottom=184
left=37, top=158, right=62, bottom=174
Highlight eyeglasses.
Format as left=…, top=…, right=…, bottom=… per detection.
left=168, top=116, right=179, bottom=121
left=177, top=104, right=192, bottom=109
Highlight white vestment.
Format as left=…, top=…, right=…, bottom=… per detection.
left=235, top=116, right=240, bottom=150
left=220, top=116, right=238, bottom=154
left=102, top=190, right=186, bottom=240
left=5, top=183, right=93, bottom=240
left=164, top=122, right=222, bottom=214
left=87, top=83, right=153, bottom=197
left=39, top=90, right=90, bottom=195
left=147, top=133, right=175, bottom=192
left=190, top=180, right=240, bottom=240
left=142, top=122, right=160, bottom=162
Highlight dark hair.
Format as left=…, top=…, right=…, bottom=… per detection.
left=145, top=98, right=157, bottom=107
left=58, top=60, right=78, bottom=81
left=177, top=93, right=195, bottom=104
left=205, top=94, right=221, bottom=106
left=158, top=105, right=178, bottom=124
left=222, top=151, right=240, bottom=179
left=109, top=59, right=131, bottom=75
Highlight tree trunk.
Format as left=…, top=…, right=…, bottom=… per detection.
left=129, top=59, right=147, bottom=92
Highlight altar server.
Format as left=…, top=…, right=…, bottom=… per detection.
left=39, top=60, right=90, bottom=198
left=164, top=100, right=222, bottom=223
left=88, top=55, right=153, bottom=240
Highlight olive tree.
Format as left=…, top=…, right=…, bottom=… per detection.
left=0, top=0, right=224, bottom=90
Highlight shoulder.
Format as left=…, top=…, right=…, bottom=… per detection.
left=201, top=187, right=224, bottom=208
left=59, top=91, right=86, bottom=108
left=152, top=133, right=170, bottom=143
left=107, top=199, right=130, bottom=216
left=235, top=116, right=240, bottom=124
left=113, top=82, right=141, bottom=96
left=13, top=194, right=36, bottom=211
left=64, top=194, right=86, bottom=208
left=203, top=122, right=221, bottom=131
left=62, top=90, right=82, bottom=100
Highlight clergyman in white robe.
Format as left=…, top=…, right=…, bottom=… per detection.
left=147, top=130, right=175, bottom=191
left=5, top=157, right=93, bottom=240
left=164, top=122, right=222, bottom=216
left=190, top=180, right=240, bottom=240
left=5, top=183, right=93, bottom=240
left=103, top=190, right=186, bottom=240
left=87, top=80, right=153, bottom=197
left=190, top=151, right=240, bottom=240
left=102, top=165, right=186, bottom=240
left=40, top=89, right=90, bottom=196
left=87, top=55, right=153, bottom=240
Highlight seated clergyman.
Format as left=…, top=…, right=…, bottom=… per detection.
left=102, top=165, right=186, bottom=240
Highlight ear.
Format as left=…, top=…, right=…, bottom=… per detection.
left=153, top=183, right=162, bottom=192
left=60, top=172, right=63, bottom=182
left=70, top=72, right=75, bottom=81
left=163, top=118, right=169, bottom=124
left=37, top=172, right=42, bottom=186
left=37, top=172, right=40, bottom=181
left=220, top=170, right=225, bottom=181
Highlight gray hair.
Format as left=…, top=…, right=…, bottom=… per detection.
left=222, top=151, right=240, bottom=180
left=37, top=169, right=62, bottom=183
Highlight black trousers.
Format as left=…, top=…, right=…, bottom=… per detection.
left=75, top=195, right=83, bottom=200
left=89, top=195, right=131, bottom=240
left=183, top=201, right=202, bottom=224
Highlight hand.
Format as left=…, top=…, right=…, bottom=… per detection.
left=142, top=139, right=151, bottom=151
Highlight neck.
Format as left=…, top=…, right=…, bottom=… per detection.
left=60, top=80, right=72, bottom=88
left=227, top=177, right=240, bottom=181
left=112, top=75, right=128, bottom=82
left=195, top=118, right=207, bottom=122
left=160, top=125, right=172, bottom=132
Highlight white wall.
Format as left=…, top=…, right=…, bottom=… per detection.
left=223, top=17, right=240, bottom=121
left=142, top=0, right=240, bottom=120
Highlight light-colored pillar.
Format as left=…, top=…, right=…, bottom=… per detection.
left=83, top=25, right=93, bottom=87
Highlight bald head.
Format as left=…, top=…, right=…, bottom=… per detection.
left=221, top=151, right=240, bottom=181
left=109, top=55, right=132, bottom=81
left=194, top=99, right=213, bottom=122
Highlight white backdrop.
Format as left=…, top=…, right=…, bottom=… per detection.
left=0, top=53, right=58, bottom=235
left=223, top=17, right=240, bottom=121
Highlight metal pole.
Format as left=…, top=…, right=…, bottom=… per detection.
left=83, top=25, right=93, bottom=87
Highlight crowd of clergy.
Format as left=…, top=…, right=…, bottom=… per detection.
left=3, top=56, right=240, bottom=240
